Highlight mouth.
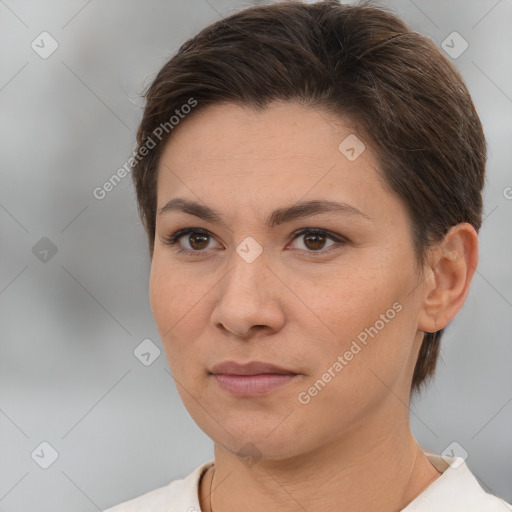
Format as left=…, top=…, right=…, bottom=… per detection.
left=210, top=373, right=298, bottom=395
left=209, top=360, right=300, bottom=396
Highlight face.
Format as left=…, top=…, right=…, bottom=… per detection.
left=150, top=101, right=427, bottom=460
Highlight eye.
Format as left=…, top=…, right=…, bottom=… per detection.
left=162, top=227, right=348, bottom=256
left=162, top=228, right=220, bottom=255
left=288, top=228, right=347, bottom=253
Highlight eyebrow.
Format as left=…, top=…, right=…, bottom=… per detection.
left=158, top=197, right=371, bottom=228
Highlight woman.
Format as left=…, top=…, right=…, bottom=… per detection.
left=104, top=1, right=511, bottom=510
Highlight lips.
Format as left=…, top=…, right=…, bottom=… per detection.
left=209, top=361, right=300, bottom=396
left=209, top=360, right=297, bottom=376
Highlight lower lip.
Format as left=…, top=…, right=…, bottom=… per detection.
left=212, top=373, right=298, bottom=396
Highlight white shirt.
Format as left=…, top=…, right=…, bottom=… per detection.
left=103, top=452, right=512, bottom=511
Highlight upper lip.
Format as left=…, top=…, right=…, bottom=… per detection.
left=210, top=360, right=298, bottom=376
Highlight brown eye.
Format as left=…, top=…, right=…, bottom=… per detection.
left=303, top=232, right=328, bottom=251
left=164, top=227, right=347, bottom=256
left=290, top=229, right=346, bottom=253
left=187, top=232, right=210, bottom=250
left=163, top=228, right=220, bottom=254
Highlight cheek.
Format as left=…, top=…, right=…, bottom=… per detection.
left=286, top=257, right=397, bottom=336
left=149, top=254, right=200, bottom=328
left=149, top=257, right=172, bottom=329
left=149, top=257, right=206, bottom=366
left=291, top=255, right=418, bottom=376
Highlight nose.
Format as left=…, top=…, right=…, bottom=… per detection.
left=210, top=249, right=286, bottom=339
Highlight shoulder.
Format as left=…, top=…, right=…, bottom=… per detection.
left=103, top=459, right=214, bottom=512
left=403, top=452, right=512, bottom=512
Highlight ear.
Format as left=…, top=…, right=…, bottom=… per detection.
left=417, top=223, right=479, bottom=334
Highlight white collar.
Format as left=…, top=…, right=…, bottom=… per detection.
left=106, top=453, right=511, bottom=511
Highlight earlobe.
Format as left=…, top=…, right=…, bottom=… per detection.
left=417, top=223, right=479, bottom=334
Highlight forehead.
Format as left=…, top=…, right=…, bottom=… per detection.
left=165, top=102, right=361, bottom=154
left=155, top=101, right=398, bottom=223
left=158, top=101, right=379, bottom=180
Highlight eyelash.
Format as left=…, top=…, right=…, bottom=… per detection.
left=162, top=227, right=348, bottom=257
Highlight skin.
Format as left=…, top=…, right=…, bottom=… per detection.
left=149, top=101, right=478, bottom=512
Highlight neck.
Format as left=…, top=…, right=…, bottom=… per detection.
left=199, top=407, right=441, bottom=512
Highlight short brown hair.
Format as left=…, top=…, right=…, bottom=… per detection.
left=131, top=0, right=486, bottom=394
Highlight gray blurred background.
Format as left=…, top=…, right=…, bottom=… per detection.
left=1, top=0, right=511, bottom=510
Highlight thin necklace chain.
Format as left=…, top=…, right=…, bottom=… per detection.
left=209, top=465, right=214, bottom=512
left=208, top=448, right=439, bottom=512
